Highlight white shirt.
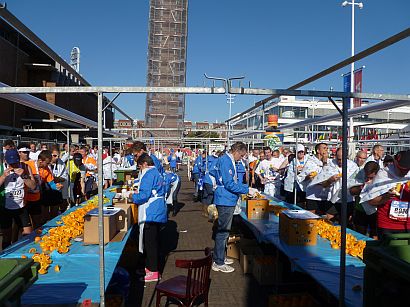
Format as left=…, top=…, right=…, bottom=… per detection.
left=365, top=154, right=384, bottom=169
left=61, top=152, right=70, bottom=163
left=301, top=155, right=330, bottom=201
left=50, top=158, right=69, bottom=199
left=328, top=158, right=359, bottom=203
left=29, top=151, right=40, bottom=161
left=248, top=154, right=258, bottom=164
left=5, top=171, right=25, bottom=209
left=255, top=157, right=282, bottom=184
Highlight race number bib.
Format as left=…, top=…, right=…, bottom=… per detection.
left=389, top=200, right=410, bottom=221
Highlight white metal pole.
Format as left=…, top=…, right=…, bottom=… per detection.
left=109, top=140, right=112, bottom=187
left=66, top=130, right=71, bottom=203
left=97, top=92, right=105, bottom=307
left=349, top=0, right=355, bottom=141
left=294, top=134, right=299, bottom=205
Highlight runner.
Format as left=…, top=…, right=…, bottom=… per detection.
left=0, top=149, right=36, bottom=249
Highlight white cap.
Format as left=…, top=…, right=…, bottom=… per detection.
left=296, top=144, right=305, bottom=153
left=18, top=147, right=30, bottom=152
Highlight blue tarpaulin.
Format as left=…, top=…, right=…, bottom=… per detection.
left=240, top=196, right=372, bottom=307
left=0, top=190, right=132, bottom=305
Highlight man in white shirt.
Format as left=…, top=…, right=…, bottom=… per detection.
left=255, top=147, right=283, bottom=197
left=28, top=142, right=38, bottom=161
left=299, top=143, right=332, bottom=214
left=365, top=145, right=384, bottom=169
left=325, top=147, right=358, bottom=222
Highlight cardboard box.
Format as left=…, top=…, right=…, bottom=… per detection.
left=109, top=202, right=134, bottom=231
left=226, top=236, right=241, bottom=259
left=83, top=207, right=125, bottom=244
left=279, top=210, right=319, bottom=246
left=113, top=198, right=138, bottom=224
left=240, top=240, right=262, bottom=274
left=246, top=198, right=269, bottom=219
left=252, top=255, right=281, bottom=286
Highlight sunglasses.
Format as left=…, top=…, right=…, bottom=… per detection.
left=52, top=154, right=58, bottom=157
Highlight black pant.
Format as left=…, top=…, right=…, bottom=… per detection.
left=202, top=183, right=214, bottom=205
left=143, top=222, right=161, bottom=272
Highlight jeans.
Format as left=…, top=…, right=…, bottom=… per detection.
left=213, top=205, right=235, bottom=265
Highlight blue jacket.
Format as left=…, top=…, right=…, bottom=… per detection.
left=236, top=160, right=246, bottom=184
left=149, top=153, right=165, bottom=175
left=168, top=155, right=177, bottom=168
left=192, top=156, right=203, bottom=174
left=214, top=153, right=249, bottom=206
left=164, top=172, right=179, bottom=193
left=203, top=155, right=217, bottom=185
left=125, top=154, right=134, bottom=166
left=132, top=167, right=167, bottom=223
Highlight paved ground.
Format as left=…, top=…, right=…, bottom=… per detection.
left=120, top=169, right=271, bottom=307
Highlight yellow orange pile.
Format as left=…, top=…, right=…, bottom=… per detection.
left=316, top=220, right=366, bottom=259
left=32, top=253, right=52, bottom=274
left=28, top=196, right=109, bottom=274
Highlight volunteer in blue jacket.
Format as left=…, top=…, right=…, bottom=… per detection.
left=192, top=151, right=203, bottom=200
left=167, top=150, right=178, bottom=173
left=164, top=171, right=181, bottom=216
left=212, top=142, right=257, bottom=273
left=132, top=141, right=164, bottom=175
left=202, top=152, right=219, bottom=206
left=130, top=153, right=167, bottom=282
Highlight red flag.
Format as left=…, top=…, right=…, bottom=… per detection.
left=354, top=69, right=363, bottom=107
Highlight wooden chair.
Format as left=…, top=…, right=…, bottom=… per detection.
left=155, top=248, right=212, bottom=307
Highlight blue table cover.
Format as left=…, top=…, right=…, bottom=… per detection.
left=240, top=195, right=372, bottom=307
left=0, top=189, right=132, bottom=305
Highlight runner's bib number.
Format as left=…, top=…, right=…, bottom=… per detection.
left=389, top=200, right=410, bottom=221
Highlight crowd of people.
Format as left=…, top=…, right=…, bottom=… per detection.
left=190, top=143, right=410, bottom=273
left=1, top=137, right=409, bottom=281
left=0, top=139, right=183, bottom=283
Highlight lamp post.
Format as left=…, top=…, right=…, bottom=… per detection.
left=204, top=73, right=245, bottom=147
left=227, top=94, right=235, bottom=147
left=342, top=0, right=364, bottom=141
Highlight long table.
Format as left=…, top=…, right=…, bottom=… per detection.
left=240, top=196, right=371, bottom=307
left=0, top=190, right=131, bottom=305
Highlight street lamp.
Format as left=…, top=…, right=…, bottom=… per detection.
left=204, top=73, right=245, bottom=147
left=342, top=0, right=364, bottom=141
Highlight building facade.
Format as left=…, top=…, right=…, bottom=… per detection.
left=0, top=6, right=113, bottom=141
left=145, top=0, right=188, bottom=137
left=229, top=95, right=410, bottom=144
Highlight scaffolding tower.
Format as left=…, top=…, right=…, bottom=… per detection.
left=145, top=0, right=188, bottom=137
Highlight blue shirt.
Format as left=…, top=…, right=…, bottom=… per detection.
left=192, top=156, right=203, bottom=174
left=204, top=155, right=218, bottom=185
left=168, top=155, right=177, bottom=168
left=132, top=167, right=167, bottom=223
left=214, top=153, right=249, bottom=206
left=236, top=160, right=246, bottom=184
left=149, top=153, right=165, bottom=176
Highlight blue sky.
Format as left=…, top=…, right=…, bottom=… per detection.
left=9, top=0, right=410, bottom=123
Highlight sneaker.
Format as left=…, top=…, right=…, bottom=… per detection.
left=224, top=258, right=234, bottom=265
left=144, top=271, right=161, bottom=282
left=212, top=262, right=235, bottom=273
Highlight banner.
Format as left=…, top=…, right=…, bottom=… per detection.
left=343, top=73, right=351, bottom=93
left=343, top=68, right=363, bottom=108
left=354, top=69, right=363, bottom=107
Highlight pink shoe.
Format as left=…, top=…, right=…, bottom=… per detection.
left=144, top=271, right=161, bottom=282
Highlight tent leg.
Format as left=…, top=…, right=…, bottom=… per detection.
left=339, top=97, right=349, bottom=307
left=97, top=92, right=105, bottom=307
